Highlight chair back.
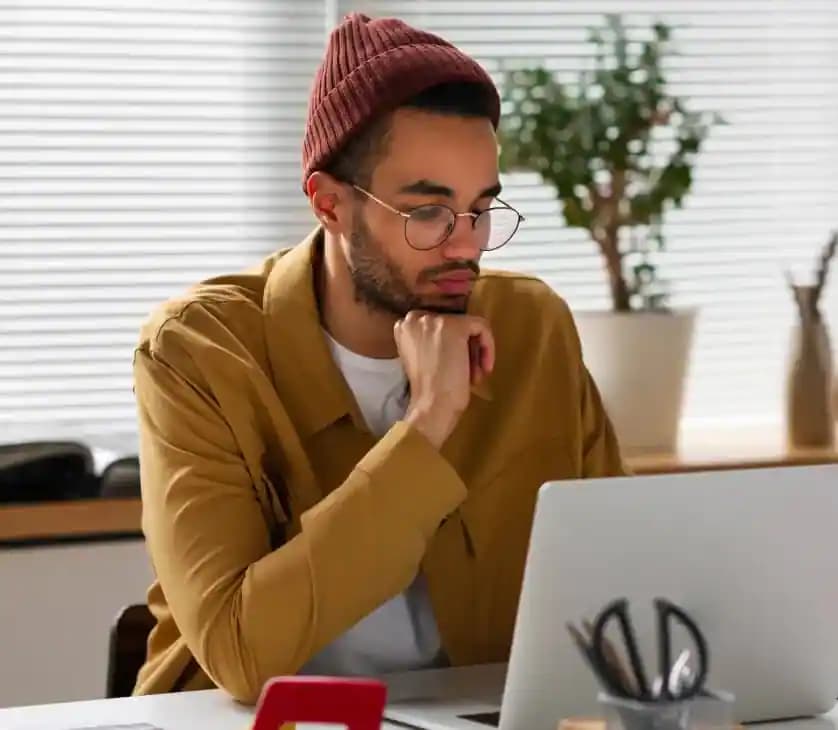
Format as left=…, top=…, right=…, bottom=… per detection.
left=106, top=603, right=155, bottom=698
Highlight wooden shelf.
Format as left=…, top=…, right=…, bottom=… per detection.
left=628, top=444, right=837, bottom=474
left=627, top=425, right=838, bottom=474
left=2, top=426, right=835, bottom=545
left=0, top=498, right=142, bottom=545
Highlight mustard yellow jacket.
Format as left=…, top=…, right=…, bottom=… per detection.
left=133, top=227, right=625, bottom=703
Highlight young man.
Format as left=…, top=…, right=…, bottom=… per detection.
left=133, top=13, right=625, bottom=704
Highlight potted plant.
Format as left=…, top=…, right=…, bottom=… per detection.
left=498, top=14, right=723, bottom=454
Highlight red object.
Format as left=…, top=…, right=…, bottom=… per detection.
left=251, top=676, right=387, bottom=730
left=302, top=12, right=500, bottom=188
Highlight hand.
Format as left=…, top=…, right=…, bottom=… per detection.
left=394, top=311, right=495, bottom=449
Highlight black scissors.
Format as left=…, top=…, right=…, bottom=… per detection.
left=567, top=597, right=709, bottom=702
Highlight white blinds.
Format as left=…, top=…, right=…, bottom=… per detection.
left=347, top=0, right=838, bottom=427
left=2, top=0, right=836, bottom=450
left=0, top=1, right=324, bottom=448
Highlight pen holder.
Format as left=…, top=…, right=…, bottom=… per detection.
left=598, top=691, right=735, bottom=730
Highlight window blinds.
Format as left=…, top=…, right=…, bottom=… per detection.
left=0, top=1, right=325, bottom=448
left=2, top=0, right=836, bottom=451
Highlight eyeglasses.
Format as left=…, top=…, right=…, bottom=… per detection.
left=351, top=184, right=524, bottom=252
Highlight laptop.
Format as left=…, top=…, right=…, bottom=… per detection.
left=384, top=464, right=838, bottom=730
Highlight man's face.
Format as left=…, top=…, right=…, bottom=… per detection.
left=345, top=107, right=500, bottom=316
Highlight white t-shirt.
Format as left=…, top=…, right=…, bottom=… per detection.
left=298, top=331, right=446, bottom=676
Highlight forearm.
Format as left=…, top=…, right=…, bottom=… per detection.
left=143, top=417, right=465, bottom=703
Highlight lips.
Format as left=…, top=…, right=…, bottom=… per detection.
left=433, top=272, right=476, bottom=295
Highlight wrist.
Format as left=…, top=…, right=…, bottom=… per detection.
left=405, top=403, right=458, bottom=450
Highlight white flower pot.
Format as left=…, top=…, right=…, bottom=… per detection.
left=573, top=309, right=697, bottom=455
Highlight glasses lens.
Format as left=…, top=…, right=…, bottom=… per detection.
left=406, top=205, right=455, bottom=250
left=478, top=208, right=521, bottom=251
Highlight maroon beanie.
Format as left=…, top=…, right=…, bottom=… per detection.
left=302, top=13, right=500, bottom=190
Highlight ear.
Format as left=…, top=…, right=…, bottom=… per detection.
left=306, top=172, right=352, bottom=236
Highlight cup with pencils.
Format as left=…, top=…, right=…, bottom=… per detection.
left=566, top=598, right=735, bottom=730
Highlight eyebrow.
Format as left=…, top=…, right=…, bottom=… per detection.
left=399, top=179, right=503, bottom=202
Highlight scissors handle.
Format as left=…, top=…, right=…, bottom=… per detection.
left=591, top=598, right=651, bottom=700
left=654, top=598, right=710, bottom=700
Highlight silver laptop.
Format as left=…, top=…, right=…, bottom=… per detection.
left=384, top=464, right=838, bottom=730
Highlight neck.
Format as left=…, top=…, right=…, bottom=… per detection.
left=318, top=230, right=399, bottom=359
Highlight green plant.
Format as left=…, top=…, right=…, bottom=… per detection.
left=498, top=14, right=723, bottom=311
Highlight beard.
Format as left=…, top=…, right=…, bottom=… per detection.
left=347, top=211, right=476, bottom=317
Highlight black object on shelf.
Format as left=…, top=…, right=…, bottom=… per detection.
left=99, top=456, right=141, bottom=499
left=0, top=441, right=99, bottom=503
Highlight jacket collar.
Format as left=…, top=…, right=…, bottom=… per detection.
left=263, top=226, right=492, bottom=439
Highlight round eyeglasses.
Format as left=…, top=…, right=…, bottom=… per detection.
left=352, top=184, right=524, bottom=252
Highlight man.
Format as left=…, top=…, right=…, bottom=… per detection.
left=133, top=13, right=625, bottom=704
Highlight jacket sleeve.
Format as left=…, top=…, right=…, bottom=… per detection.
left=551, top=295, right=628, bottom=478
left=134, top=337, right=466, bottom=704
left=578, top=364, right=629, bottom=477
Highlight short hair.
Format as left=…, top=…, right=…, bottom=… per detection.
left=323, top=81, right=496, bottom=189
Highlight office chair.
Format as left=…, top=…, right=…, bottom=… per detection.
left=99, top=456, right=141, bottom=499
left=0, top=441, right=98, bottom=503
left=106, top=603, right=155, bottom=698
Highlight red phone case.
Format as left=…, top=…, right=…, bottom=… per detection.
left=251, top=675, right=387, bottom=730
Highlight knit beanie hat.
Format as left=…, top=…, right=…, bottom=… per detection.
left=302, top=13, right=500, bottom=190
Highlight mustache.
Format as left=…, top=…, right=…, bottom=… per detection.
left=418, top=260, right=480, bottom=283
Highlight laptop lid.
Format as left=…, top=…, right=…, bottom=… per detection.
left=500, top=464, right=838, bottom=730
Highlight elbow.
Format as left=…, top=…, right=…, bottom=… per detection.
left=194, top=589, right=305, bottom=706
left=203, top=636, right=303, bottom=706
left=198, top=629, right=265, bottom=705
left=222, top=679, right=263, bottom=706
left=182, top=556, right=319, bottom=703
left=194, top=599, right=269, bottom=706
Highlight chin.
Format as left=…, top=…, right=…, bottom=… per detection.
left=417, top=294, right=469, bottom=315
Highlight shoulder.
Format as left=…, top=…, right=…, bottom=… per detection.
left=136, top=253, right=282, bottom=371
left=472, top=269, right=580, bottom=355
left=474, top=269, right=569, bottom=312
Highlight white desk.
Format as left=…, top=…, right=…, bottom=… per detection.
left=0, top=690, right=251, bottom=730
left=0, top=688, right=410, bottom=730
left=1, top=688, right=836, bottom=730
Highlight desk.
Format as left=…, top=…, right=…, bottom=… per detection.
left=0, top=689, right=252, bottom=730
left=0, top=688, right=404, bottom=730
left=1, top=689, right=836, bottom=730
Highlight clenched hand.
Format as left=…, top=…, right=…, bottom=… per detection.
left=394, top=311, right=495, bottom=449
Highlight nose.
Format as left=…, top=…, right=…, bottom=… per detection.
left=441, top=214, right=482, bottom=260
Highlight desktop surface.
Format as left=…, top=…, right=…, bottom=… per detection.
left=2, top=685, right=837, bottom=730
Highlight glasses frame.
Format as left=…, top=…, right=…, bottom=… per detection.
left=351, top=184, right=524, bottom=252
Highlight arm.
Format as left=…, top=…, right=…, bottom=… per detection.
left=578, top=363, right=629, bottom=477
left=550, top=294, right=628, bottom=477
left=135, top=343, right=466, bottom=704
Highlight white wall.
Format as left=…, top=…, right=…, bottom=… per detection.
left=0, top=538, right=152, bottom=708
